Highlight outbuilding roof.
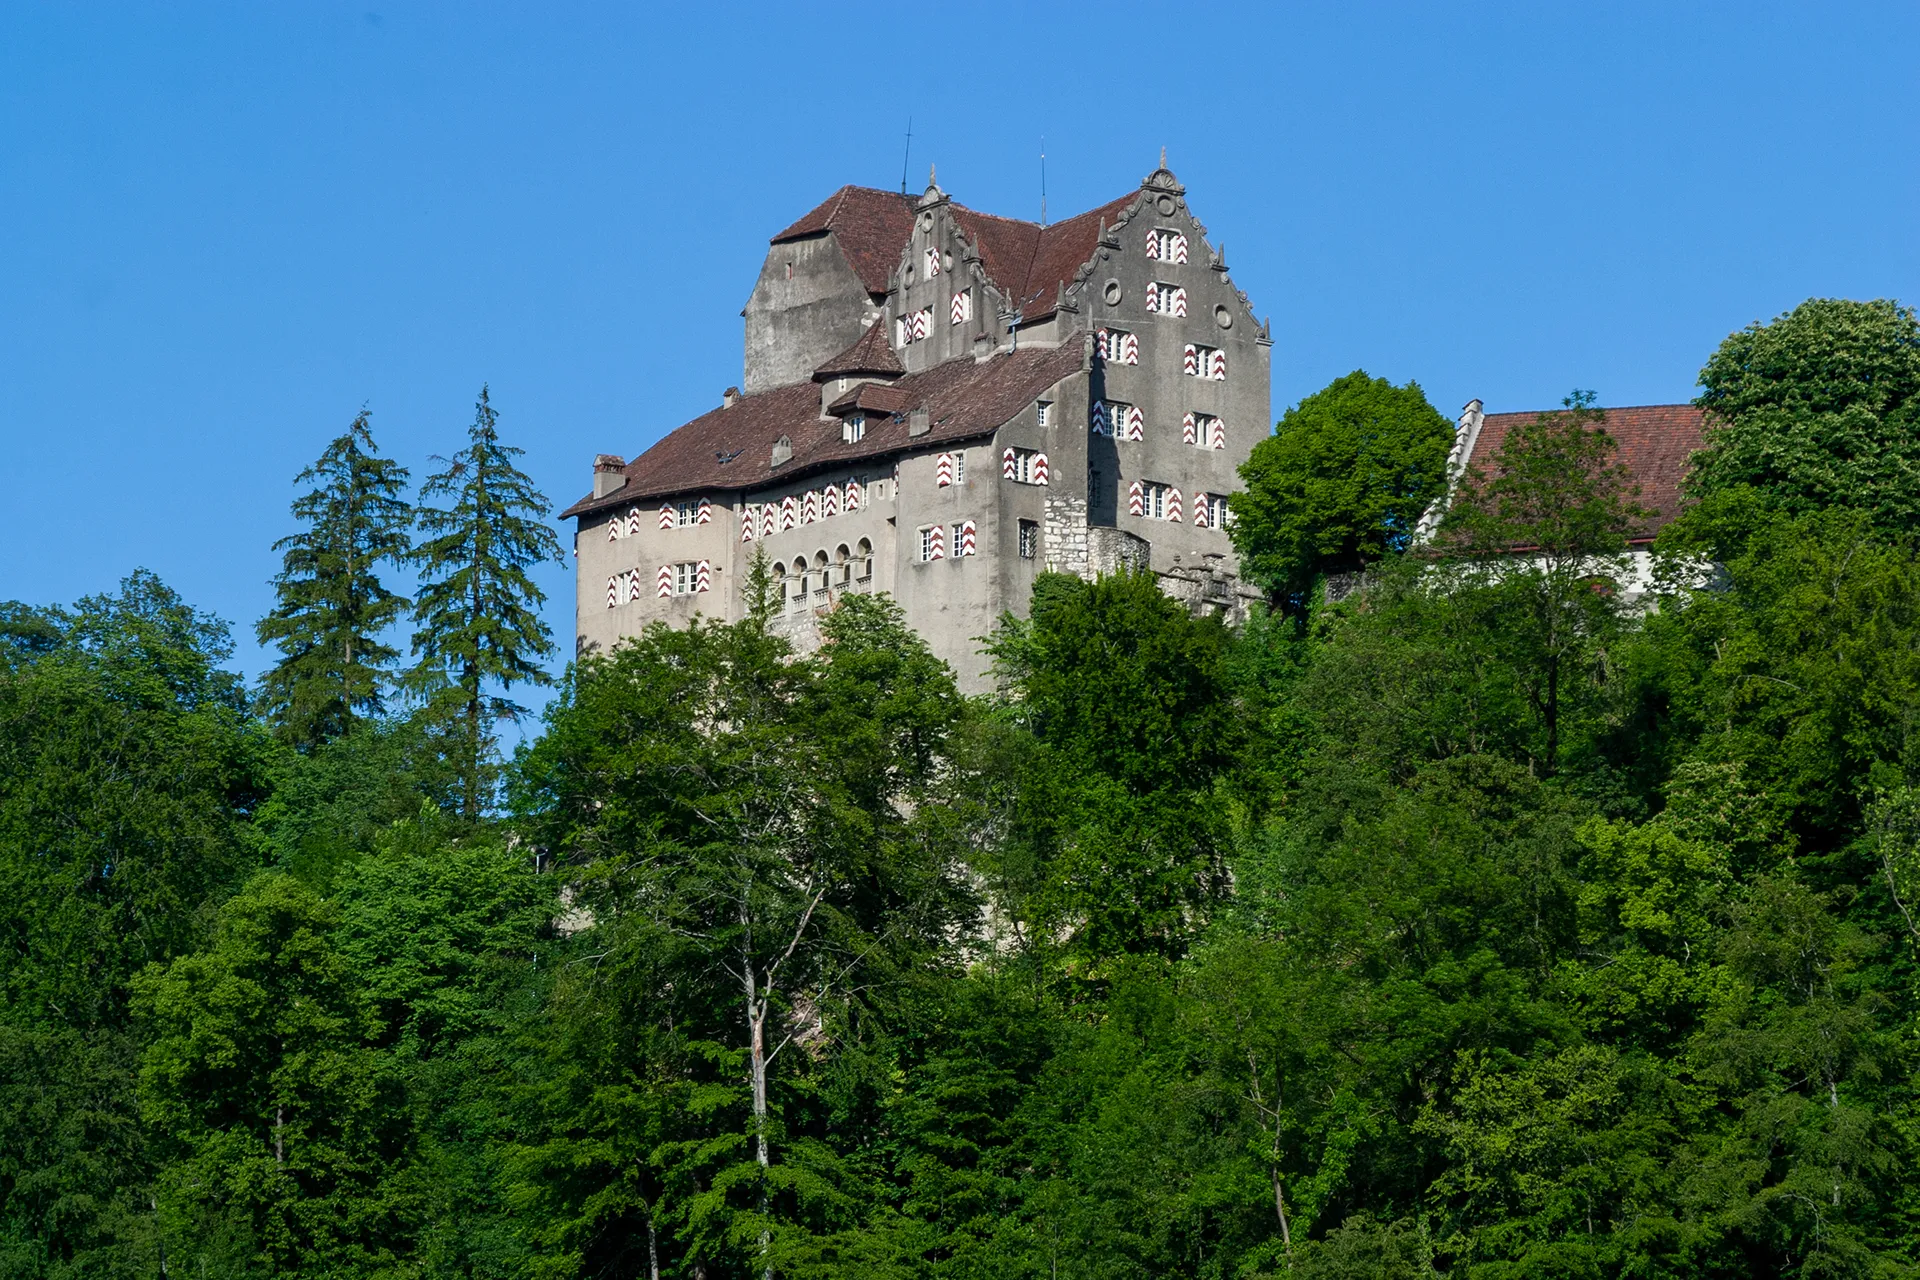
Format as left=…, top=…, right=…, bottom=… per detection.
left=1460, top=403, right=1706, bottom=540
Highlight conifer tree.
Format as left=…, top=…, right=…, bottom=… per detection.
left=408, top=385, right=565, bottom=818
left=257, top=409, right=413, bottom=748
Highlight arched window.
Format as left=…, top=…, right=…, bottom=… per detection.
left=834, top=544, right=852, bottom=588
left=856, top=538, right=874, bottom=581
left=785, top=560, right=806, bottom=611
left=812, top=550, right=830, bottom=601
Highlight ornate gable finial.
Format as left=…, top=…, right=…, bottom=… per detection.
left=1160, top=145, right=1167, bottom=169
left=1143, top=150, right=1184, bottom=195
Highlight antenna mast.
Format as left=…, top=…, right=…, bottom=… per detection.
left=900, top=118, right=913, bottom=195
left=1039, top=137, right=1047, bottom=226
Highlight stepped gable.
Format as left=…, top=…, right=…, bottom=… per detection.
left=562, top=342, right=1084, bottom=516
left=813, top=318, right=903, bottom=380
left=771, top=186, right=917, bottom=297
left=1468, top=404, right=1706, bottom=539
left=949, top=191, right=1139, bottom=321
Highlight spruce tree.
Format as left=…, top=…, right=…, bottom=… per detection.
left=408, top=385, right=565, bottom=818
left=257, top=408, right=413, bottom=748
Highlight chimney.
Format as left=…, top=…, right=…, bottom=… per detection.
left=593, top=455, right=627, bottom=499
left=722, top=386, right=740, bottom=409
left=907, top=408, right=931, bottom=437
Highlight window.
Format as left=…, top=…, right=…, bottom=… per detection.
left=953, top=450, right=965, bottom=484
left=843, top=413, right=865, bottom=443
left=896, top=307, right=932, bottom=346
left=672, top=561, right=698, bottom=596
left=1185, top=412, right=1225, bottom=449
left=1094, top=400, right=1143, bottom=441
left=1003, top=447, right=1049, bottom=485
left=1036, top=399, right=1052, bottom=428
left=1205, top=494, right=1229, bottom=528
left=1145, top=228, right=1189, bottom=263
left=1097, top=327, right=1139, bottom=365
left=925, top=246, right=941, bottom=277
left=1184, top=344, right=1226, bottom=381
left=674, top=500, right=699, bottom=527
left=813, top=551, right=831, bottom=599
left=951, top=523, right=969, bottom=557
left=950, top=289, right=972, bottom=325
left=785, top=561, right=806, bottom=611
left=918, top=524, right=945, bottom=562
left=1145, top=282, right=1187, bottom=317
left=1018, top=519, right=1039, bottom=559
left=856, top=537, right=874, bottom=579
left=1131, top=481, right=1178, bottom=521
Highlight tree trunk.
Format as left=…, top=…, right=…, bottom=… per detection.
left=745, top=942, right=773, bottom=1280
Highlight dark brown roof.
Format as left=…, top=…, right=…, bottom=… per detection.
left=827, top=382, right=911, bottom=416
left=562, top=341, right=1087, bottom=517
left=950, top=191, right=1139, bottom=321
left=813, top=318, right=903, bottom=380
left=771, top=186, right=918, bottom=297
left=1467, top=404, right=1706, bottom=539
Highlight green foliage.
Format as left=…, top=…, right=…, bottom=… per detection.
left=1691, top=298, right=1920, bottom=533
left=409, top=385, right=566, bottom=818
left=257, top=409, right=414, bottom=749
left=1229, top=371, right=1454, bottom=608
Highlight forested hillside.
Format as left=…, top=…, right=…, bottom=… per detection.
left=6, top=302, right=1920, bottom=1279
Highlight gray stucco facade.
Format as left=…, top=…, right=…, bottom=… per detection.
left=564, top=161, right=1271, bottom=690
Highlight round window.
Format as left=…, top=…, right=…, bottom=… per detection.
left=1214, top=305, right=1233, bottom=330
left=1103, top=279, right=1123, bottom=305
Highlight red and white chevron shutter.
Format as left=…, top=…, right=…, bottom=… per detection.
left=1091, top=401, right=1112, bottom=436
left=1120, top=331, right=1138, bottom=364
left=762, top=503, right=777, bottom=537
left=1172, top=233, right=1188, bottom=265
left=846, top=479, right=862, bottom=509
left=1193, top=491, right=1210, bottom=527
left=906, top=308, right=930, bottom=342
left=1184, top=344, right=1198, bottom=376
left=824, top=485, right=840, bottom=517
left=1003, top=447, right=1017, bottom=479
left=1171, top=287, right=1187, bottom=318
left=628, top=568, right=643, bottom=602
left=608, top=518, right=621, bottom=542
left=960, top=520, right=977, bottom=556
left=803, top=489, right=819, bottom=523
left=1033, top=452, right=1049, bottom=485
left=1168, top=488, right=1182, bottom=523
left=656, top=565, right=672, bottom=598
left=1128, top=480, right=1145, bottom=517
left=1210, top=349, right=1227, bottom=380
left=929, top=524, right=946, bottom=559
left=936, top=453, right=954, bottom=487
left=606, top=576, right=619, bottom=608
left=1123, top=405, right=1144, bottom=442
left=1145, top=231, right=1160, bottom=260
left=1183, top=411, right=1197, bottom=445
left=658, top=503, right=673, bottom=530
left=1212, top=418, right=1226, bottom=449
left=925, top=246, right=940, bottom=277
left=626, top=509, right=642, bottom=538
left=696, top=559, right=711, bottom=592
left=781, top=495, right=796, bottom=529
left=951, top=290, right=971, bottom=325
left=1097, top=327, right=1111, bottom=359
left=697, top=496, right=712, bottom=524
left=741, top=505, right=755, bottom=542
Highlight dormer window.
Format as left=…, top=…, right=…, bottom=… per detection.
left=843, top=413, right=866, bottom=444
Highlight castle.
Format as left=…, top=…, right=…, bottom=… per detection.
left=562, top=158, right=1272, bottom=686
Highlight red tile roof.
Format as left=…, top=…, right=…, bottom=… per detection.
left=950, top=191, right=1139, bottom=321
left=813, top=318, right=903, bottom=379
left=1466, top=404, right=1706, bottom=539
left=562, top=341, right=1087, bottom=517
left=771, top=186, right=918, bottom=297
left=771, top=183, right=1142, bottom=322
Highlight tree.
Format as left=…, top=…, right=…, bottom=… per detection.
left=257, top=409, right=413, bottom=749
left=1691, top=297, right=1920, bottom=533
left=513, top=595, right=971, bottom=1277
left=1441, top=392, right=1648, bottom=777
left=408, top=385, right=565, bottom=819
left=1229, top=371, right=1454, bottom=611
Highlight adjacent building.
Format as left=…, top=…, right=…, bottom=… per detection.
left=562, top=159, right=1272, bottom=686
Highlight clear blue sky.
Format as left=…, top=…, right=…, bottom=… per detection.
left=4, top=2, right=1916, bottom=692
